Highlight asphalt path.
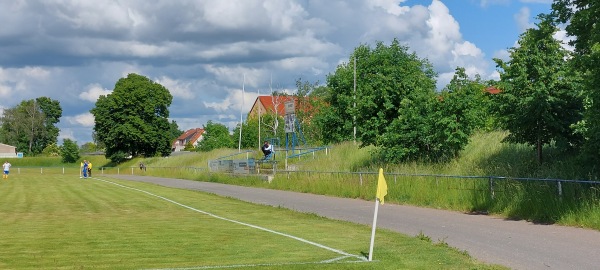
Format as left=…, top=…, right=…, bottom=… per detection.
left=105, top=175, right=600, bottom=270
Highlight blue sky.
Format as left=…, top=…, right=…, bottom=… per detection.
left=440, top=0, right=554, bottom=59
left=0, top=0, right=557, bottom=146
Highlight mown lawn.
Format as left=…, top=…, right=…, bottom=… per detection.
left=0, top=173, right=504, bottom=269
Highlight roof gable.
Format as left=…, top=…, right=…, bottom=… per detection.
left=175, top=128, right=204, bottom=144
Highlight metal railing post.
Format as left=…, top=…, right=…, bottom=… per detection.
left=489, top=177, right=495, bottom=199
left=558, top=181, right=563, bottom=197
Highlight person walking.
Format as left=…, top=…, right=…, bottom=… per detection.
left=82, top=160, right=89, bottom=179
left=3, top=161, right=11, bottom=179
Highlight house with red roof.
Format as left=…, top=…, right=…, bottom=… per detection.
left=248, top=95, right=320, bottom=119
left=172, top=128, right=205, bottom=152
left=248, top=95, right=294, bottom=118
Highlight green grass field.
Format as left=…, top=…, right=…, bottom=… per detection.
left=0, top=173, right=503, bottom=269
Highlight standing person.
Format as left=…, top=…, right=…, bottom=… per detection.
left=3, top=161, right=11, bottom=179
left=261, top=141, right=273, bottom=160
left=82, top=160, right=89, bottom=179
left=87, top=161, right=92, bottom=177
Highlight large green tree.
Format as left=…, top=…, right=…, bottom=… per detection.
left=430, top=68, right=489, bottom=159
left=552, top=0, right=600, bottom=163
left=168, top=120, right=183, bottom=142
left=91, top=73, right=173, bottom=163
left=0, top=97, right=62, bottom=155
left=319, top=39, right=442, bottom=162
left=61, top=138, right=80, bottom=163
left=494, top=15, right=583, bottom=164
left=197, top=121, right=234, bottom=152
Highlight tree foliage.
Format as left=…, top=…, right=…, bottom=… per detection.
left=294, top=78, right=327, bottom=145
left=42, top=143, right=61, bottom=157
left=494, top=15, right=583, bottom=163
left=430, top=68, right=489, bottom=159
left=235, top=113, right=284, bottom=150
left=168, top=120, right=183, bottom=142
left=197, top=121, right=233, bottom=152
left=552, top=0, right=600, bottom=163
left=320, top=39, right=453, bottom=162
left=61, top=138, right=80, bottom=163
left=79, top=142, right=97, bottom=153
left=91, top=73, right=173, bottom=163
left=316, top=39, right=498, bottom=162
left=0, top=97, right=62, bottom=156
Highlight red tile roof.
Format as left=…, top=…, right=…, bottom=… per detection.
left=485, top=86, right=501, bottom=94
left=257, top=95, right=295, bottom=115
left=172, top=128, right=204, bottom=150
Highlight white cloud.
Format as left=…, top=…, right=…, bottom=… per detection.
left=480, top=0, right=510, bottom=8
left=0, top=83, right=10, bottom=97
left=79, top=83, right=112, bottom=103
left=554, top=29, right=575, bottom=52
left=368, top=0, right=410, bottom=16
left=425, top=0, right=462, bottom=59
left=203, top=88, right=259, bottom=115
left=515, top=7, right=534, bottom=33
left=154, top=76, right=194, bottom=99
left=65, top=112, right=95, bottom=127
left=519, top=0, right=552, bottom=3
left=493, top=49, right=511, bottom=62
left=204, top=65, right=266, bottom=88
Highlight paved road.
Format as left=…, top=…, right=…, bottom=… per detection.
left=107, top=175, right=600, bottom=270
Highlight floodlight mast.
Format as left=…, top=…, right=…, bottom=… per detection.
left=238, top=74, right=245, bottom=152
left=353, top=57, right=357, bottom=145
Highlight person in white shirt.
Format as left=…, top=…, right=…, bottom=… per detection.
left=261, top=141, right=273, bottom=160
left=3, top=161, right=11, bottom=179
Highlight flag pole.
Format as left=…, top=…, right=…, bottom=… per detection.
left=368, top=198, right=380, bottom=261
left=369, top=168, right=387, bottom=261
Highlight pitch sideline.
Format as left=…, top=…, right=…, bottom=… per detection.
left=91, top=176, right=369, bottom=268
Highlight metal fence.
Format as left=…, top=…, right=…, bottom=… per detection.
left=278, top=170, right=600, bottom=200
left=10, top=166, right=600, bottom=200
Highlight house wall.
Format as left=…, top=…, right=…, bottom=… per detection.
left=0, top=144, right=17, bottom=158
left=248, top=101, right=267, bottom=119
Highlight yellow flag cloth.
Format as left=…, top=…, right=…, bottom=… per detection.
left=376, top=168, right=388, bottom=205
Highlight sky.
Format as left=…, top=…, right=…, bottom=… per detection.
left=0, top=0, right=556, bottom=146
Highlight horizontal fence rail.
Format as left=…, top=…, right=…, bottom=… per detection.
left=9, top=166, right=600, bottom=200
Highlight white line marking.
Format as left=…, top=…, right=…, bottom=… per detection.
left=142, top=259, right=371, bottom=270
left=93, top=177, right=367, bottom=265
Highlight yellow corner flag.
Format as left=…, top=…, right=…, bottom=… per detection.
left=376, top=168, right=388, bottom=205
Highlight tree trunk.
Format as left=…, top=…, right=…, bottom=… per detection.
left=537, top=138, right=543, bottom=165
